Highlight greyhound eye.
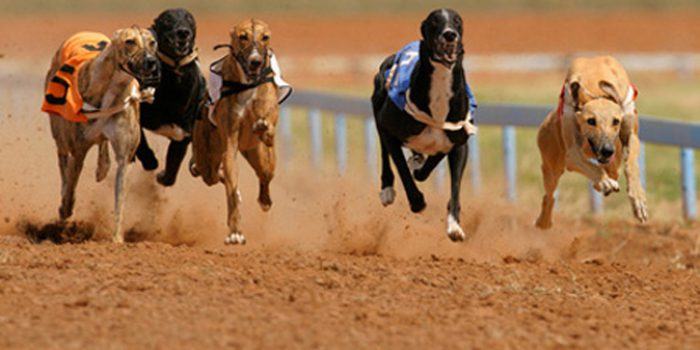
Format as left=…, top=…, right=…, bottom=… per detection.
left=612, top=118, right=621, bottom=126
left=238, top=34, right=248, bottom=41
left=587, top=118, right=597, bottom=126
left=125, top=39, right=137, bottom=46
left=262, top=34, right=270, bottom=42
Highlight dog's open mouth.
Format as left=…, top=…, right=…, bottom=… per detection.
left=433, top=44, right=460, bottom=66
left=172, top=42, right=192, bottom=57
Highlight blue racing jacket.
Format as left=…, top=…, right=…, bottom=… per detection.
left=384, top=41, right=477, bottom=117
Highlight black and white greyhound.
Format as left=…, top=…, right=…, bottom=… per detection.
left=371, top=8, right=477, bottom=241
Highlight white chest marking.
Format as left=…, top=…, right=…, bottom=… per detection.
left=405, top=62, right=454, bottom=156
left=428, top=62, right=454, bottom=123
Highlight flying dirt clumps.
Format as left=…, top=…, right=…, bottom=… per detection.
left=20, top=220, right=94, bottom=244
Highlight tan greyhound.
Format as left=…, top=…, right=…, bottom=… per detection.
left=191, top=19, right=285, bottom=245
left=42, top=28, right=159, bottom=243
left=535, top=56, right=648, bottom=229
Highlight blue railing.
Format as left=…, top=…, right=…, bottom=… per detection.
left=282, top=90, right=700, bottom=220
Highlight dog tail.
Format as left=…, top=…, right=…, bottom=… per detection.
left=95, top=141, right=110, bottom=182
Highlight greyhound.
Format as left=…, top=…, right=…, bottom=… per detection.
left=42, top=27, right=160, bottom=243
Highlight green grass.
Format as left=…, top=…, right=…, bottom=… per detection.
left=3, top=0, right=700, bottom=14
left=281, top=72, right=700, bottom=222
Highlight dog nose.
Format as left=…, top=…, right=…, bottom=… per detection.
left=442, top=30, right=458, bottom=43
left=249, top=58, right=262, bottom=70
left=145, top=56, right=158, bottom=73
left=176, top=28, right=192, bottom=40
left=600, top=145, right=615, bottom=159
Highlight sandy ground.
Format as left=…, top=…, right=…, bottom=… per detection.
left=1, top=10, right=700, bottom=349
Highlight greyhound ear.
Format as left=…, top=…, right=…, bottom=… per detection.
left=420, top=18, right=429, bottom=40
left=186, top=12, right=197, bottom=36
left=148, top=28, right=158, bottom=42
left=568, top=81, right=581, bottom=110
left=599, top=80, right=622, bottom=105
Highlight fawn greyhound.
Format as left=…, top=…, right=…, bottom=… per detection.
left=535, top=56, right=648, bottom=229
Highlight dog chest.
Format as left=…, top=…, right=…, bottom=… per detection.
left=405, top=128, right=453, bottom=155
left=428, top=62, right=454, bottom=123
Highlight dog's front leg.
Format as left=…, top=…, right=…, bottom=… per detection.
left=623, top=134, right=648, bottom=223
left=446, top=142, right=468, bottom=241
left=565, top=148, right=620, bottom=195
left=156, top=138, right=191, bottom=187
left=222, top=140, right=245, bottom=245
left=413, top=153, right=447, bottom=182
left=134, top=129, right=159, bottom=171
left=377, top=129, right=396, bottom=206
left=384, top=134, right=425, bottom=213
left=112, top=158, right=129, bottom=243
left=241, top=141, right=276, bottom=212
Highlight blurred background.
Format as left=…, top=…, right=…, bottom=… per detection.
left=1, top=0, right=700, bottom=222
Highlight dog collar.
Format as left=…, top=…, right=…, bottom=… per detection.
left=157, top=48, right=199, bottom=72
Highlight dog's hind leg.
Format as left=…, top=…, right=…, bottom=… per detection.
left=156, top=138, right=191, bottom=187
left=384, top=133, right=426, bottom=213
left=413, top=153, right=446, bottom=182
left=535, top=161, right=564, bottom=230
left=59, top=150, right=87, bottom=220
left=446, top=142, right=468, bottom=242
left=96, top=141, right=110, bottom=182
left=242, top=143, right=276, bottom=212
left=378, top=131, right=396, bottom=206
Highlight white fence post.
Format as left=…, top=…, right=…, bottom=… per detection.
left=503, top=126, right=517, bottom=202
left=364, top=118, right=378, bottom=182
left=308, top=108, right=322, bottom=169
left=334, top=113, right=347, bottom=174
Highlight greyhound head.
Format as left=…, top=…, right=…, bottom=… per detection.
left=421, top=8, right=464, bottom=67
left=152, top=8, right=197, bottom=60
left=229, top=19, right=272, bottom=80
left=569, top=80, right=625, bottom=164
left=112, top=26, right=160, bottom=87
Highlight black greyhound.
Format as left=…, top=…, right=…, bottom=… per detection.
left=135, top=8, right=209, bottom=186
left=371, top=8, right=477, bottom=241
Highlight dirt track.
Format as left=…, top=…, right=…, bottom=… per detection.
left=1, top=10, right=700, bottom=349
left=0, top=228, right=699, bottom=349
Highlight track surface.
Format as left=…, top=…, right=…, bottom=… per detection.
left=0, top=230, right=699, bottom=349
left=1, top=10, right=700, bottom=349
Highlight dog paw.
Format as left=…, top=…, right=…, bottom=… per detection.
left=156, top=171, right=176, bottom=187
left=188, top=160, right=200, bottom=177
left=140, top=154, right=158, bottom=171
left=407, top=153, right=426, bottom=173
left=140, top=87, right=156, bottom=104
left=58, top=206, right=73, bottom=221
left=410, top=194, right=426, bottom=213
left=252, top=119, right=270, bottom=134
left=224, top=232, right=247, bottom=245
left=446, top=214, right=467, bottom=242
left=380, top=187, right=396, bottom=206
left=630, top=196, right=648, bottom=223
left=594, top=178, right=620, bottom=196
left=112, top=234, right=125, bottom=244
left=535, top=216, right=553, bottom=230
left=258, top=195, right=273, bottom=212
